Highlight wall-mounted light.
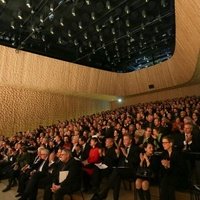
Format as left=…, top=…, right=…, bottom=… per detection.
left=117, top=98, right=122, bottom=103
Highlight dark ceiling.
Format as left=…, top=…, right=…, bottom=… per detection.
left=0, top=0, right=175, bottom=73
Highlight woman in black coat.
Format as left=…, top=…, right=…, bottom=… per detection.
left=160, top=135, right=189, bottom=200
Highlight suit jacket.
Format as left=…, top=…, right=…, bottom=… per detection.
left=118, top=144, right=140, bottom=170
left=53, top=158, right=82, bottom=192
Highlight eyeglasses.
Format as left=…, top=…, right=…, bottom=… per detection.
left=162, top=142, right=170, bottom=144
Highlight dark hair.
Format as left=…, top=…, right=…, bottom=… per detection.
left=143, top=142, right=155, bottom=149
left=162, top=135, right=174, bottom=144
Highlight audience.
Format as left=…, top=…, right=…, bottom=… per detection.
left=0, top=95, right=200, bottom=200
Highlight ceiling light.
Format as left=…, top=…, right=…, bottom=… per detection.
left=114, top=38, right=117, bottom=44
left=68, top=30, right=71, bottom=37
left=26, top=0, right=31, bottom=8
left=18, top=10, right=23, bottom=20
left=84, top=32, right=88, bottom=40
left=78, top=21, right=83, bottom=29
left=79, top=46, right=82, bottom=53
left=41, top=35, right=45, bottom=42
left=99, top=35, right=103, bottom=42
left=50, top=3, right=54, bottom=12
left=58, top=37, right=62, bottom=44
left=10, top=21, right=15, bottom=29
left=74, top=39, right=78, bottom=46
left=72, top=7, right=76, bottom=16
left=105, top=50, right=108, bottom=56
left=161, top=0, right=167, bottom=7
left=92, top=49, right=95, bottom=54
left=31, top=25, right=35, bottom=32
left=106, top=1, right=111, bottom=10
left=91, top=12, right=95, bottom=20
left=96, top=25, right=100, bottom=32
left=141, top=23, right=145, bottom=30
left=0, top=0, right=6, bottom=4
left=40, top=15, right=44, bottom=23
left=85, top=0, right=90, bottom=5
left=125, top=19, right=130, bottom=27
left=140, top=33, right=144, bottom=40
left=111, top=28, right=115, bottom=35
left=50, top=27, right=54, bottom=34
left=109, top=16, right=114, bottom=24
left=127, top=40, right=130, bottom=46
left=102, top=43, right=106, bottom=49
left=60, top=18, right=64, bottom=26
left=88, top=41, right=92, bottom=48
left=154, top=26, right=159, bottom=33
left=142, top=10, right=146, bottom=18
left=124, top=6, right=130, bottom=14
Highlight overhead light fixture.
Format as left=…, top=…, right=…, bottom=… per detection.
left=124, top=6, right=130, bottom=14
left=141, top=23, right=145, bottom=30
left=60, top=18, right=64, bottom=26
left=58, top=37, right=62, bottom=44
left=0, top=0, right=6, bottom=4
left=88, top=41, right=92, bottom=48
left=111, top=28, right=115, bottom=35
left=102, top=43, right=106, bottom=49
left=161, top=0, right=167, bottom=7
left=40, top=15, right=44, bottom=23
left=96, top=25, right=100, bottom=32
left=18, top=10, right=23, bottom=20
left=26, top=0, right=31, bottom=8
left=10, top=21, right=15, bottom=29
left=125, top=19, right=130, bottom=27
left=71, top=7, right=76, bottom=16
left=92, top=49, right=96, bottom=54
left=106, top=1, right=111, bottom=10
left=50, top=3, right=54, bottom=12
left=140, top=33, right=144, bottom=40
left=41, top=35, right=45, bottom=42
left=91, top=12, right=95, bottom=20
left=114, top=38, right=117, bottom=44
left=31, top=25, right=35, bottom=32
left=74, top=39, right=78, bottom=46
left=142, top=10, right=146, bottom=18
left=154, top=26, right=159, bottom=33
left=84, top=32, right=88, bottom=40
left=99, top=35, right=103, bottom=42
left=115, top=45, right=118, bottom=51
left=85, top=0, right=90, bottom=5
left=79, top=46, right=83, bottom=53
left=50, top=27, right=54, bottom=34
left=78, top=21, right=83, bottom=29
left=68, top=30, right=72, bottom=37
left=109, top=16, right=114, bottom=24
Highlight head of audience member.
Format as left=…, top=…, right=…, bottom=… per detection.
left=59, top=149, right=72, bottom=163
left=144, top=127, right=152, bottom=138
left=90, top=137, right=98, bottom=148
left=105, top=138, right=114, bottom=149
left=143, top=142, right=154, bottom=156
left=40, top=148, right=49, bottom=160
left=123, top=134, right=132, bottom=148
left=162, top=135, right=174, bottom=152
left=183, top=123, right=193, bottom=136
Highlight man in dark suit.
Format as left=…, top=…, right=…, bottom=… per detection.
left=18, top=148, right=50, bottom=200
left=79, top=136, right=91, bottom=161
left=90, top=137, right=118, bottom=192
left=91, top=134, right=140, bottom=200
left=174, top=123, right=200, bottom=152
left=43, top=149, right=82, bottom=200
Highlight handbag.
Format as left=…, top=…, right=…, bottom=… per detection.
left=136, top=166, right=153, bottom=179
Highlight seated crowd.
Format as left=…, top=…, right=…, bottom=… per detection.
left=0, top=96, right=200, bottom=200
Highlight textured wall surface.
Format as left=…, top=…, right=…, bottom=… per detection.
left=0, top=86, right=110, bottom=136
left=111, top=83, right=200, bottom=109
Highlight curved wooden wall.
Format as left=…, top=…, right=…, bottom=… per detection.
left=0, top=0, right=200, bottom=135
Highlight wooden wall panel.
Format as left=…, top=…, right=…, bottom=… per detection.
left=111, top=83, right=200, bottom=109
left=0, top=86, right=110, bottom=136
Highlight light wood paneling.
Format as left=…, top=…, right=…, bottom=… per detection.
left=0, top=86, right=110, bottom=136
